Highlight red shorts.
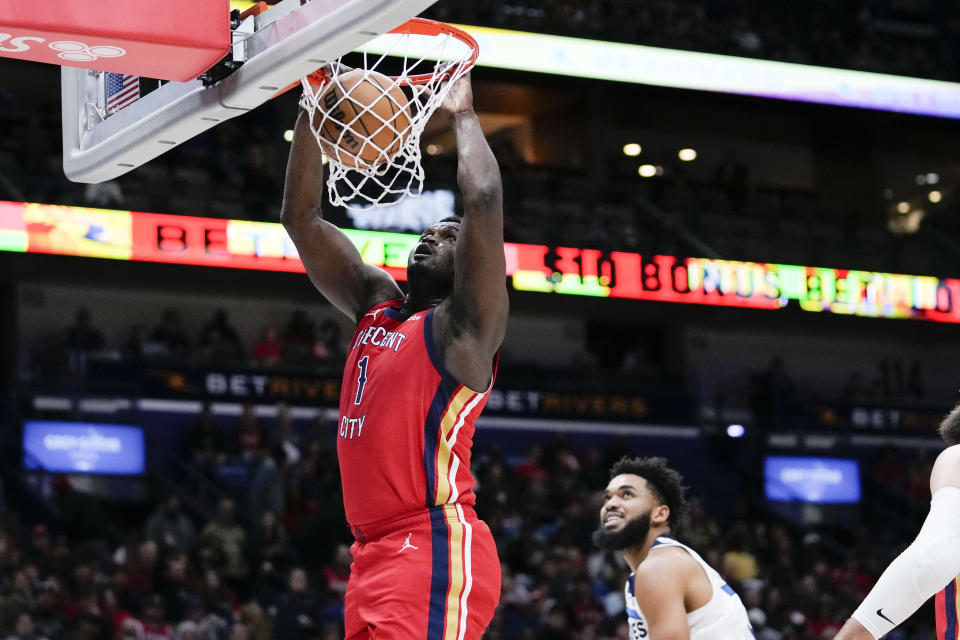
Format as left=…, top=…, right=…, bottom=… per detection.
left=344, top=505, right=500, bottom=640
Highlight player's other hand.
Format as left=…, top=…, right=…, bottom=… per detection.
left=439, top=72, right=475, bottom=120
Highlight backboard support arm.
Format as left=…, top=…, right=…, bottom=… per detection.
left=62, top=0, right=436, bottom=183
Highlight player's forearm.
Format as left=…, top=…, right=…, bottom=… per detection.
left=280, top=110, right=326, bottom=231
left=850, top=487, right=960, bottom=638
left=834, top=618, right=876, bottom=640
left=453, top=110, right=502, bottom=213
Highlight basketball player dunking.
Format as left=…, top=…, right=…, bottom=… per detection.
left=595, top=457, right=755, bottom=640
left=834, top=404, right=960, bottom=640
left=281, top=72, right=507, bottom=639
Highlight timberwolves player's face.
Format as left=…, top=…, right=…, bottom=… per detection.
left=408, top=221, right=459, bottom=289
left=594, top=473, right=657, bottom=551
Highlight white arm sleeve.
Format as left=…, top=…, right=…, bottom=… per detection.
left=851, top=486, right=960, bottom=639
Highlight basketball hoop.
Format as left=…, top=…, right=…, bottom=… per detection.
left=298, top=18, right=479, bottom=209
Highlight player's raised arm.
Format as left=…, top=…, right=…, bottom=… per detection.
left=433, top=73, right=509, bottom=390
left=834, top=443, right=960, bottom=640
left=281, top=108, right=401, bottom=322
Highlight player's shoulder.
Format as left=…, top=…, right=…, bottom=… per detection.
left=638, top=544, right=698, bottom=583
left=931, top=444, right=960, bottom=492
left=935, top=443, right=960, bottom=463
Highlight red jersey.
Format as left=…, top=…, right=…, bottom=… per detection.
left=936, top=575, right=959, bottom=639
left=337, top=299, right=495, bottom=532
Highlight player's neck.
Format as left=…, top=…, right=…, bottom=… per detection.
left=622, top=527, right=670, bottom=571
left=403, top=272, right=453, bottom=313
left=402, top=292, right=445, bottom=313
left=403, top=277, right=449, bottom=311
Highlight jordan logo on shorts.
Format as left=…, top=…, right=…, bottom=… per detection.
left=399, top=533, right=419, bottom=553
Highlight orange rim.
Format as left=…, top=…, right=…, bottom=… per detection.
left=294, top=17, right=477, bottom=93
left=387, top=17, right=479, bottom=86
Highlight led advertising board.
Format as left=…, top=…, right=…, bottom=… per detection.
left=2, top=200, right=958, bottom=323
left=23, top=420, right=146, bottom=475
left=764, top=456, right=861, bottom=504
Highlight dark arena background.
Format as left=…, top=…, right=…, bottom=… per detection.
left=1, top=1, right=960, bottom=638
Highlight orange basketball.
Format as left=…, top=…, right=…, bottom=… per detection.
left=313, top=69, right=411, bottom=170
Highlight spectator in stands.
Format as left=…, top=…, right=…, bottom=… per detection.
left=515, top=443, right=549, bottom=484
left=270, top=403, right=300, bottom=463
left=198, top=499, right=248, bottom=582
left=31, top=581, right=64, bottom=640
left=177, top=597, right=227, bottom=640
left=152, top=309, right=190, bottom=360
left=273, top=567, right=319, bottom=640
left=248, top=446, right=286, bottom=521
left=127, top=541, right=160, bottom=598
left=251, top=510, right=289, bottom=575
left=5, top=612, right=49, bottom=640
left=235, top=404, right=264, bottom=460
left=252, top=326, right=283, bottom=367
left=311, top=319, right=346, bottom=369
left=198, top=310, right=243, bottom=364
left=141, top=594, right=172, bottom=640
left=185, top=405, right=226, bottom=468
left=200, top=309, right=241, bottom=347
left=117, top=618, right=144, bottom=640
left=144, top=496, right=196, bottom=555
left=282, top=309, right=315, bottom=367
left=51, top=477, right=111, bottom=545
left=124, top=324, right=167, bottom=362
left=320, top=544, right=351, bottom=622
left=226, top=623, right=249, bottom=640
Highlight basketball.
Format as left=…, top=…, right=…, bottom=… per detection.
left=313, top=69, right=411, bottom=170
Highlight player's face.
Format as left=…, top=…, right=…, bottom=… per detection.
left=600, top=474, right=656, bottom=532
left=407, top=222, right=459, bottom=279
left=593, top=474, right=658, bottom=551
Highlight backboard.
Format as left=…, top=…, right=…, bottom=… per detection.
left=60, top=0, right=437, bottom=183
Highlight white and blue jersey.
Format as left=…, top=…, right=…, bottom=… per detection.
left=624, top=536, right=755, bottom=640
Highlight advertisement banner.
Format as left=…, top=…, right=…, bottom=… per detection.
left=22, top=420, right=145, bottom=475
left=87, top=362, right=695, bottom=424
left=4, top=201, right=960, bottom=324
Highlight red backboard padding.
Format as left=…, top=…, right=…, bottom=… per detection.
left=0, top=0, right=231, bottom=81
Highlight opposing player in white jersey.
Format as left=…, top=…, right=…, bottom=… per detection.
left=594, top=456, right=754, bottom=640
left=834, top=404, right=960, bottom=640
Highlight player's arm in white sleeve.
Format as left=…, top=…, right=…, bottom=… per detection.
left=280, top=107, right=402, bottom=323
left=834, top=444, right=960, bottom=640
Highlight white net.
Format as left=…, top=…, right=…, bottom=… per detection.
left=298, top=20, right=476, bottom=209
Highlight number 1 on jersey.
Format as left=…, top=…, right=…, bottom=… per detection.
left=354, top=356, right=369, bottom=405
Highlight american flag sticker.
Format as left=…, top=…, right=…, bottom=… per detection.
left=105, top=73, right=140, bottom=114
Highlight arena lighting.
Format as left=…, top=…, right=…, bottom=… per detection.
left=916, top=174, right=927, bottom=186
left=896, top=201, right=911, bottom=213
left=355, top=22, right=960, bottom=120
left=927, top=173, right=940, bottom=184
left=5, top=200, right=960, bottom=323
left=638, top=164, right=657, bottom=177
left=283, top=129, right=294, bottom=143
left=623, top=143, right=642, bottom=157
left=929, top=190, right=943, bottom=203
left=426, top=144, right=442, bottom=155
left=882, top=188, right=893, bottom=199
left=726, top=424, right=746, bottom=438
left=678, top=148, right=697, bottom=161
left=218, top=2, right=960, bottom=119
